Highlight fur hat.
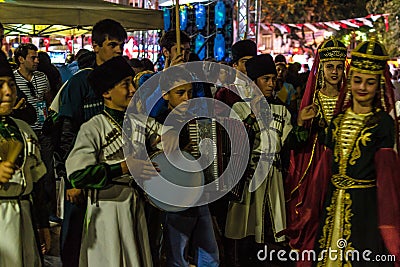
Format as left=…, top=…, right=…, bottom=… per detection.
left=274, top=54, right=287, bottom=66
left=231, top=40, right=257, bottom=64
left=88, top=56, right=135, bottom=97
left=245, top=54, right=277, bottom=81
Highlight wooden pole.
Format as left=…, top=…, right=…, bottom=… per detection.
left=174, top=0, right=181, bottom=54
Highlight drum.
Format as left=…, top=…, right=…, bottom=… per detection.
left=143, top=150, right=204, bottom=212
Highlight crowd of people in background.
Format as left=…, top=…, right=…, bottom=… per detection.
left=0, top=18, right=399, bottom=267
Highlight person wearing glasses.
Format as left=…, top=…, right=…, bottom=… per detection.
left=13, top=42, right=55, bottom=255
left=13, top=43, right=51, bottom=130
left=0, top=47, right=48, bottom=267
left=0, top=25, right=37, bottom=125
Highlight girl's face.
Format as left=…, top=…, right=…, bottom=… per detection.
left=323, top=60, right=344, bottom=87
left=350, top=71, right=379, bottom=108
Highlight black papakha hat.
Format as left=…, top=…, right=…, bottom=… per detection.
left=274, top=54, right=287, bottom=66
left=318, top=37, right=347, bottom=62
left=0, top=52, right=14, bottom=79
left=350, top=37, right=389, bottom=75
left=88, top=56, right=135, bottom=97
left=231, top=40, right=257, bottom=64
left=245, top=54, right=277, bottom=81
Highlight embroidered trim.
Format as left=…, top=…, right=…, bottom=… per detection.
left=331, top=174, right=376, bottom=189
left=317, top=91, right=338, bottom=129
left=332, top=114, right=342, bottom=164
left=349, top=124, right=375, bottom=165
left=333, top=109, right=376, bottom=174
left=288, top=135, right=318, bottom=200
left=319, top=50, right=347, bottom=62
left=318, top=189, right=353, bottom=266
left=101, top=111, right=124, bottom=160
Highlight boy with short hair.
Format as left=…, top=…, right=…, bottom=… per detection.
left=58, top=19, right=128, bottom=266
left=225, top=54, right=294, bottom=265
left=157, top=69, right=220, bottom=267
left=66, top=56, right=154, bottom=267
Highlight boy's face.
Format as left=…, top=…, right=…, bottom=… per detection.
left=0, top=76, right=17, bottom=116
left=163, top=42, right=191, bottom=63
left=276, top=64, right=287, bottom=81
left=103, top=76, right=135, bottom=111
left=163, top=81, right=193, bottom=111
left=93, top=37, right=124, bottom=66
left=233, top=56, right=253, bottom=74
left=256, top=74, right=277, bottom=97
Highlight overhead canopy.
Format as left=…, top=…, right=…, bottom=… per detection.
left=3, top=24, right=93, bottom=36
left=0, top=0, right=164, bottom=35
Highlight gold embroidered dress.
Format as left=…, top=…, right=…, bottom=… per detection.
left=289, top=90, right=338, bottom=201
left=285, top=39, right=348, bottom=252
left=284, top=90, right=338, bottom=248
left=316, top=109, right=394, bottom=267
left=316, top=91, right=338, bottom=132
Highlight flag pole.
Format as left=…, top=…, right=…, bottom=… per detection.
left=175, top=0, right=181, bottom=54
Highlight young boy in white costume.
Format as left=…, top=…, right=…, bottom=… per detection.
left=0, top=51, right=47, bottom=267
left=66, top=56, right=157, bottom=267
left=225, top=54, right=297, bottom=265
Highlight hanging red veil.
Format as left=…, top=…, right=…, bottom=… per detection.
left=284, top=40, right=347, bottom=248
left=283, top=38, right=400, bottom=266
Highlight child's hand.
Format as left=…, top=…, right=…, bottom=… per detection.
left=123, top=158, right=159, bottom=180
left=66, top=188, right=85, bottom=205
left=0, top=161, right=15, bottom=185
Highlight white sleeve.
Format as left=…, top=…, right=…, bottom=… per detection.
left=66, top=121, right=101, bottom=179
left=281, top=106, right=293, bottom=143
left=230, top=102, right=251, bottom=120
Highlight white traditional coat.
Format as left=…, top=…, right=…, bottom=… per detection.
left=66, top=113, right=162, bottom=267
left=0, top=118, right=46, bottom=267
left=225, top=102, right=292, bottom=243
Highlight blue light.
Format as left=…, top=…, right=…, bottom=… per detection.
left=214, top=0, right=226, bottom=29
left=163, top=8, right=171, bottom=31
left=214, top=33, right=225, bottom=61
left=180, top=6, right=188, bottom=31
left=195, top=4, right=206, bottom=30
left=195, top=34, right=206, bottom=60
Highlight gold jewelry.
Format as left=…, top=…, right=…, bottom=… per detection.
left=380, top=80, right=386, bottom=110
